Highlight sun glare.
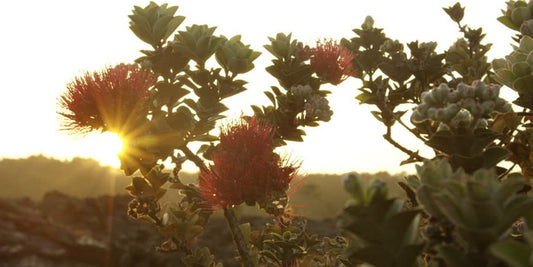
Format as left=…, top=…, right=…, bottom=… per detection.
left=91, top=132, right=124, bottom=168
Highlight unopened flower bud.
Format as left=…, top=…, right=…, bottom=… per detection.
left=473, top=81, right=486, bottom=98
left=421, top=91, right=433, bottom=105
left=495, top=98, right=512, bottom=113
left=461, top=98, right=476, bottom=111
left=481, top=100, right=496, bottom=114
left=463, top=85, right=475, bottom=98
left=454, top=109, right=472, bottom=123
left=448, top=91, right=460, bottom=103
left=434, top=108, right=447, bottom=121
left=457, top=83, right=466, bottom=97
left=481, top=85, right=500, bottom=101
left=427, top=107, right=438, bottom=120
left=417, top=103, right=429, bottom=114
left=450, top=109, right=472, bottom=129
left=290, top=84, right=312, bottom=96
left=443, top=103, right=460, bottom=121
left=433, top=84, right=450, bottom=104
left=474, top=119, right=488, bottom=129
left=437, top=122, right=450, bottom=132
left=470, top=103, right=484, bottom=117
left=317, top=109, right=333, bottom=121
left=411, top=110, right=427, bottom=123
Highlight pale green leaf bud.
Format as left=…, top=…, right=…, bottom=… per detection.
left=343, top=173, right=365, bottom=204
left=362, top=16, right=374, bottom=30
left=368, top=180, right=388, bottom=203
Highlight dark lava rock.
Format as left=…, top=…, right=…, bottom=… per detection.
left=0, top=192, right=337, bottom=266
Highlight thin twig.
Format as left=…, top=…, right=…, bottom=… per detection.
left=395, top=115, right=428, bottom=143
left=179, top=145, right=208, bottom=172
left=498, top=162, right=517, bottom=181
left=224, top=207, right=254, bottom=267
left=383, top=126, right=427, bottom=162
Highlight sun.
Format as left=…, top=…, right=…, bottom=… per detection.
left=84, top=132, right=124, bottom=168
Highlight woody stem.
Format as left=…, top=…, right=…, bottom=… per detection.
left=223, top=207, right=253, bottom=267
left=179, top=145, right=208, bottom=172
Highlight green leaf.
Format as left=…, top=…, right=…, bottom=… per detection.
left=182, top=98, right=198, bottom=111
left=436, top=245, right=471, bottom=267
left=512, top=75, right=533, bottom=93
left=443, top=3, right=465, bottom=23
left=271, top=86, right=282, bottom=96
left=152, top=15, right=173, bottom=42
left=370, top=110, right=383, bottom=122
left=163, top=16, right=185, bottom=41
left=396, top=244, right=425, bottom=267
left=264, top=91, right=276, bottom=105
left=497, top=16, right=520, bottom=31
left=239, top=223, right=252, bottom=244
left=425, top=130, right=457, bottom=154
left=131, top=176, right=154, bottom=196
left=511, top=7, right=531, bottom=28
left=512, top=62, right=531, bottom=77
left=490, top=241, right=531, bottom=267
left=383, top=210, right=421, bottom=250
left=352, top=245, right=393, bottom=267
left=492, top=70, right=515, bottom=88
left=482, top=146, right=510, bottom=168
left=251, top=105, right=263, bottom=116
left=520, top=36, right=533, bottom=52
left=356, top=92, right=377, bottom=104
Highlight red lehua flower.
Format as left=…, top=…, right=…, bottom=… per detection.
left=199, top=117, right=299, bottom=209
left=310, top=39, right=356, bottom=85
left=58, top=64, right=154, bottom=134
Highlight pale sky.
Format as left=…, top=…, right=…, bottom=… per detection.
left=0, top=0, right=515, bottom=174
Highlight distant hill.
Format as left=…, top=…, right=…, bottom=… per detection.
left=0, top=155, right=129, bottom=200
left=0, top=155, right=406, bottom=219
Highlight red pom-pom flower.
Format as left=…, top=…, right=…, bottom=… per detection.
left=310, top=39, right=356, bottom=85
left=199, top=117, right=298, bottom=210
left=58, top=64, right=155, bottom=134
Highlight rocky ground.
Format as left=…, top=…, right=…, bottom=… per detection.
left=0, top=191, right=338, bottom=267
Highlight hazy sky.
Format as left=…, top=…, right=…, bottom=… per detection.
left=0, top=0, right=515, bottom=174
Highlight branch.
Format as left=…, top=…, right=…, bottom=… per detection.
left=179, top=145, right=208, bottom=172
left=224, top=207, right=254, bottom=267
left=395, top=115, right=428, bottom=143
left=383, top=126, right=427, bottom=163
